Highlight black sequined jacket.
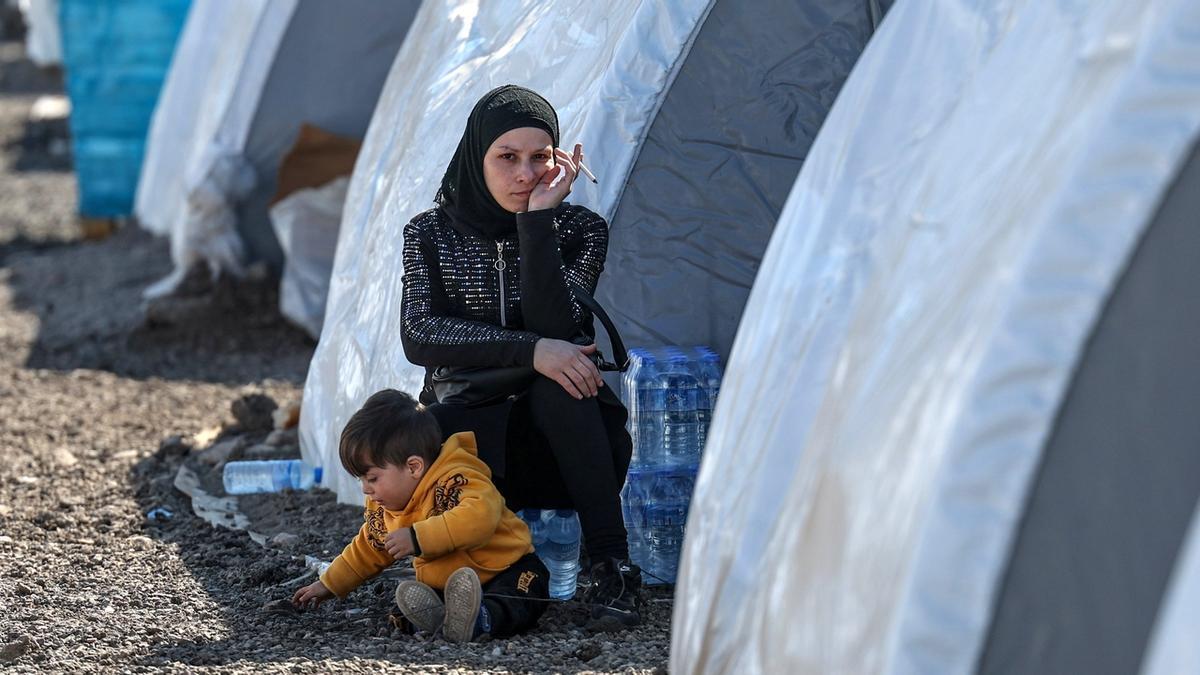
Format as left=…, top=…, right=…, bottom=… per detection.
left=400, top=203, right=607, bottom=369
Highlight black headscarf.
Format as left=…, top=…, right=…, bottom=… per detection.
left=435, top=85, right=560, bottom=239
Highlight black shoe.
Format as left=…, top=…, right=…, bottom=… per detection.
left=584, top=558, right=642, bottom=630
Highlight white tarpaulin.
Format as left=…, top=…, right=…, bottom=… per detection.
left=672, top=1, right=1200, bottom=674
left=270, top=176, right=349, bottom=339
left=19, top=0, right=61, bottom=67
left=135, top=0, right=295, bottom=296
left=300, top=0, right=715, bottom=505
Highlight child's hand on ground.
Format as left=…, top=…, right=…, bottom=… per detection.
left=385, top=528, right=415, bottom=560
left=292, top=580, right=334, bottom=610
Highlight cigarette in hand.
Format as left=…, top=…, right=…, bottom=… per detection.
left=578, top=161, right=598, bottom=184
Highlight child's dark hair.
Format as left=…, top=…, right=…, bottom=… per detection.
left=338, top=389, right=442, bottom=477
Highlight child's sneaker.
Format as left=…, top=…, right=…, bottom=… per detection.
left=442, top=567, right=488, bottom=643
left=584, top=558, right=643, bottom=630
left=394, top=580, right=445, bottom=634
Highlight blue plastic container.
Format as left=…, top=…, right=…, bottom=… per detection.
left=59, top=0, right=191, bottom=217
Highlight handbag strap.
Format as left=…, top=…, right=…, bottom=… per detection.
left=568, top=281, right=629, bottom=372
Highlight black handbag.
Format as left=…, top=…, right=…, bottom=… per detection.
left=430, top=281, right=628, bottom=407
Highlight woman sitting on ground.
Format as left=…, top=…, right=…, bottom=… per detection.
left=399, top=84, right=641, bottom=629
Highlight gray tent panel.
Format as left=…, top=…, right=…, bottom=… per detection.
left=599, top=0, right=890, bottom=358
left=234, top=0, right=419, bottom=270
left=977, top=140, right=1200, bottom=675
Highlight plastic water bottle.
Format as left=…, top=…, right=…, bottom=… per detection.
left=620, top=468, right=652, bottom=571
left=644, top=467, right=696, bottom=584
left=520, top=508, right=549, bottom=550
left=222, top=459, right=323, bottom=495
left=542, top=510, right=582, bottom=599
left=661, top=355, right=701, bottom=466
left=693, top=348, right=723, bottom=453
left=635, top=352, right=665, bottom=466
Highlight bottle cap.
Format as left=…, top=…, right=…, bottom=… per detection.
left=314, top=466, right=324, bottom=485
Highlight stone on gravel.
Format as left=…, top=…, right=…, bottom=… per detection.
left=52, top=447, right=77, bottom=467
left=269, top=532, right=300, bottom=549
left=15, top=582, right=35, bottom=596
left=232, top=393, right=277, bottom=432
left=244, top=442, right=290, bottom=459
left=0, top=636, right=32, bottom=663
left=197, top=437, right=245, bottom=466
left=128, top=535, right=154, bottom=551
left=265, top=428, right=298, bottom=447
left=158, top=434, right=191, bottom=456
left=574, top=641, right=602, bottom=662
left=0, top=535, right=12, bottom=544
left=262, top=599, right=298, bottom=615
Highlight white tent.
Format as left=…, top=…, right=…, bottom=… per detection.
left=672, top=1, right=1200, bottom=673
left=135, top=0, right=417, bottom=297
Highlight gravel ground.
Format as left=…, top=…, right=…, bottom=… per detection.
left=0, top=34, right=672, bottom=674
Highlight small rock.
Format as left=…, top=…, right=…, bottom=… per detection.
left=269, top=532, right=300, bottom=549
left=0, top=504, right=10, bottom=516
left=265, top=428, right=299, bottom=447
left=158, top=435, right=191, bottom=456
left=574, top=641, right=602, bottom=662
left=232, top=394, right=278, bottom=433
left=52, top=448, right=78, bottom=467
left=0, top=636, right=32, bottom=663
left=15, top=476, right=37, bottom=485
left=492, top=646, right=503, bottom=657
left=244, top=443, right=288, bottom=459
left=198, top=437, right=245, bottom=466
left=15, top=583, right=35, bottom=597
left=128, top=535, right=154, bottom=551
left=262, top=599, right=298, bottom=615
left=0, top=536, right=13, bottom=545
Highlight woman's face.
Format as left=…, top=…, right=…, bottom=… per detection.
left=483, top=127, right=555, bottom=213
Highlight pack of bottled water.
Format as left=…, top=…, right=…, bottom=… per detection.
left=619, top=346, right=722, bottom=584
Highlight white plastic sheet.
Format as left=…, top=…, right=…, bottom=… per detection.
left=300, top=0, right=715, bottom=505
left=270, top=176, right=349, bottom=339
left=671, top=1, right=1200, bottom=674
left=19, top=0, right=61, bottom=67
left=135, top=0, right=296, bottom=296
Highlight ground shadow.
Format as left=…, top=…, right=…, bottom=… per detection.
left=5, top=224, right=316, bottom=385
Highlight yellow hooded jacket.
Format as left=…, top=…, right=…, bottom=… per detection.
left=320, top=432, right=534, bottom=596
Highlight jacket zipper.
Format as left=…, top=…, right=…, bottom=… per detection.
left=495, top=240, right=507, bottom=327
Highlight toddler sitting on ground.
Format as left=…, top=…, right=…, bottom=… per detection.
left=292, top=389, right=549, bottom=641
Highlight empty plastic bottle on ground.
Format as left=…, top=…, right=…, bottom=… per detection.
left=222, top=459, right=323, bottom=495
left=541, top=510, right=582, bottom=600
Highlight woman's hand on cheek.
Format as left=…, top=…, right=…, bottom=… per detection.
left=527, top=144, right=582, bottom=212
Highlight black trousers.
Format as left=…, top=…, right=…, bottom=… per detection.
left=479, top=552, right=550, bottom=637
left=429, top=375, right=632, bottom=562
